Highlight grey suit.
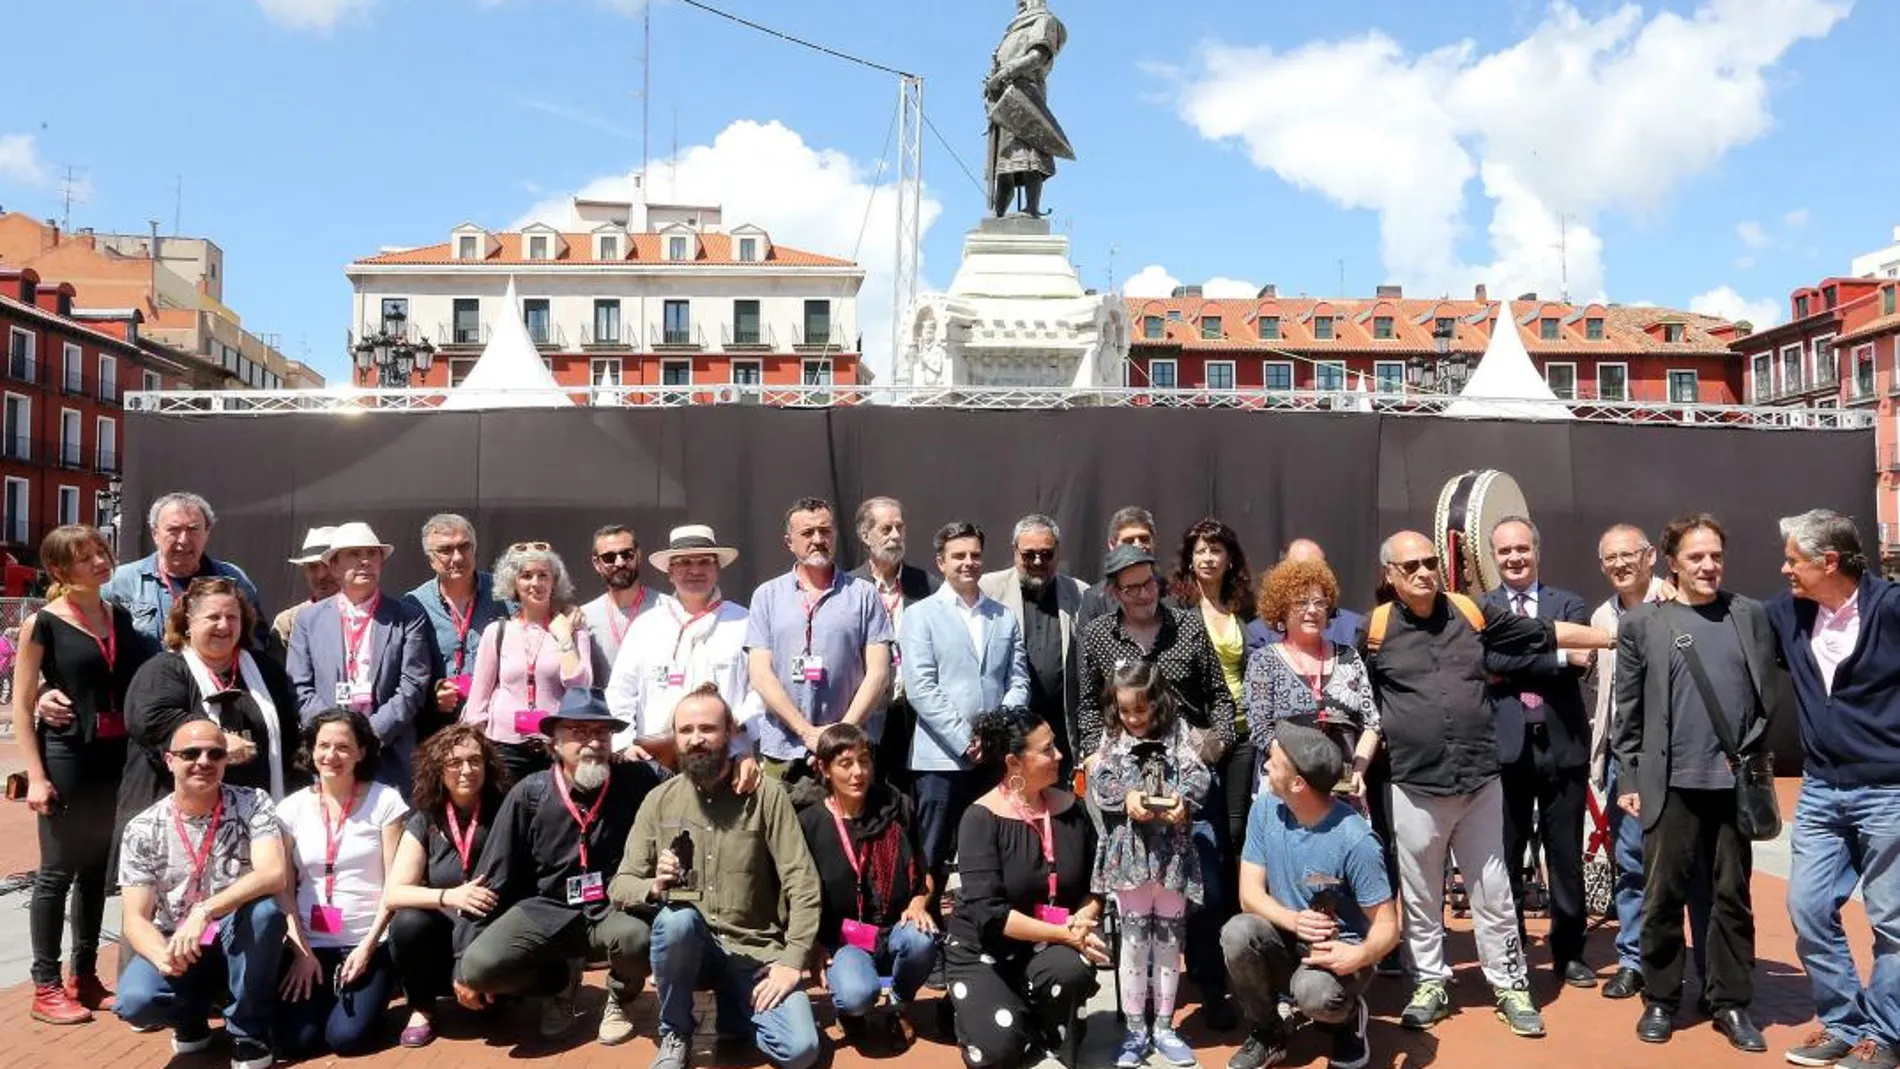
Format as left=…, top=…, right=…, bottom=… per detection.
left=287, top=593, right=435, bottom=792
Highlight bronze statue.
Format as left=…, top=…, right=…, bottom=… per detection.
left=984, top=0, right=1073, bottom=218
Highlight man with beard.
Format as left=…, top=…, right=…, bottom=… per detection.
left=288, top=522, right=433, bottom=791
left=849, top=497, right=935, bottom=780
left=614, top=685, right=823, bottom=1069
left=405, top=513, right=509, bottom=735
left=981, top=513, right=1089, bottom=771
left=582, top=524, right=662, bottom=686
left=746, top=497, right=893, bottom=788
left=454, top=688, right=663, bottom=1046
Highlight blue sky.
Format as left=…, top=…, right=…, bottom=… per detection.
left=0, top=0, right=1891, bottom=383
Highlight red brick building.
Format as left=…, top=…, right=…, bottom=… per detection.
left=0, top=267, right=198, bottom=563
left=1123, top=285, right=1745, bottom=404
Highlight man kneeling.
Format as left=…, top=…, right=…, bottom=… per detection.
left=117, top=718, right=288, bottom=1069
left=1222, top=723, right=1401, bottom=1069
left=612, top=683, right=824, bottom=1069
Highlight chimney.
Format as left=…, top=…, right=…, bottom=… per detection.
left=1517, top=291, right=1538, bottom=302
left=42, top=221, right=58, bottom=250
left=1171, top=284, right=1203, bottom=299
left=1474, top=283, right=1488, bottom=302
left=1376, top=284, right=1403, bottom=299
left=1257, top=283, right=1277, bottom=299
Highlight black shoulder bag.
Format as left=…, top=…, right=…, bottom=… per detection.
left=1665, top=608, right=1782, bottom=841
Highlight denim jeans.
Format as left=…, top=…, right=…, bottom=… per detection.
left=1609, top=763, right=1711, bottom=977
left=1788, top=781, right=1900, bottom=1047
left=116, top=897, right=287, bottom=1044
left=1183, top=815, right=1231, bottom=1000
left=825, top=921, right=940, bottom=1016
left=275, top=943, right=397, bottom=1056
left=650, top=905, right=820, bottom=1069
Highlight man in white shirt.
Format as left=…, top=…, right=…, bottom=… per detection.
left=898, top=521, right=1030, bottom=889
left=606, top=525, right=761, bottom=785
left=581, top=524, right=662, bottom=684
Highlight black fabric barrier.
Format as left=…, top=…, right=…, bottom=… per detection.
left=129, top=406, right=1870, bottom=767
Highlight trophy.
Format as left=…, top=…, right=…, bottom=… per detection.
left=1130, top=740, right=1182, bottom=816
left=661, top=820, right=701, bottom=902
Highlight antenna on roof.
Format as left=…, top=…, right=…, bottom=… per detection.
left=1107, top=243, right=1120, bottom=293
left=57, top=164, right=89, bottom=231
left=1337, top=258, right=1345, bottom=297
left=639, top=2, right=651, bottom=189
left=1553, top=213, right=1571, bottom=303
left=670, top=106, right=679, bottom=199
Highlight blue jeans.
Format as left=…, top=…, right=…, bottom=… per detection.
left=826, top=922, right=940, bottom=1016
left=1184, top=814, right=1230, bottom=999
left=1788, top=781, right=1900, bottom=1047
left=913, top=769, right=979, bottom=895
left=650, top=905, right=820, bottom=1069
left=276, top=943, right=397, bottom=1056
left=116, top=897, right=287, bottom=1044
left=1609, top=764, right=1711, bottom=976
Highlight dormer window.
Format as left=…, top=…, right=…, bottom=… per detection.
left=528, top=235, right=550, bottom=260
left=1373, top=316, right=1393, bottom=340
left=1259, top=316, right=1280, bottom=340
left=598, top=235, right=619, bottom=261
left=1884, top=287, right=1896, bottom=316
left=457, top=235, right=478, bottom=260
left=668, top=236, right=689, bottom=261
left=1585, top=316, right=1604, bottom=340
left=1539, top=317, right=1559, bottom=340
left=738, top=237, right=758, bottom=262
left=1201, top=316, right=1222, bottom=340
left=1796, top=295, right=1811, bottom=318
left=1663, top=323, right=1685, bottom=343
left=1142, top=316, right=1163, bottom=340
left=1314, top=317, right=1334, bottom=341
left=1824, top=285, right=1838, bottom=310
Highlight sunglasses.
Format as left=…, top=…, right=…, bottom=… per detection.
left=1018, top=549, right=1056, bottom=563
left=596, top=549, right=639, bottom=565
left=509, top=541, right=551, bottom=553
left=169, top=746, right=229, bottom=763
left=1392, top=556, right=1439, bottom=576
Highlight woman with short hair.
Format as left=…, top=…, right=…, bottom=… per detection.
left=462, top=543, right=593, bottom=784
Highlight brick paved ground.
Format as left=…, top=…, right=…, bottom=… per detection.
left=0, top=772, right=1875, bottom=1069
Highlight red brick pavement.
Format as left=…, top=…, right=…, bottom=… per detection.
left=0, top=772, right=1875, bottom=1069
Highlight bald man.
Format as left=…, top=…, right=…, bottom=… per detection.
left=1268, top=539, right=1366, bottom=647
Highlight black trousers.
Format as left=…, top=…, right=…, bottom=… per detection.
left=946, top=939, right=1096, bottom=1069
left=389, top=907, right=456, bottom=1009
left=30, top=742, right=121, bottom=986
left=1500, top=729, right=1589, bottom=966
left=1641, top=787, right=1755, bottom=1012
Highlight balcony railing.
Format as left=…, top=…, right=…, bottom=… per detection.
left=96, top=448, right=119, bottom=474
left=439, top=322, right=489, bottom=348
left=792, top=325, right=837, bottom=350
left=57, top=441, right=84, bottom=470
left=581, top=323, right=625, bottom=347
left=652, top=323, right=705, bottom=350
left=1, top=434, right=30, bottom=462
left=722, top=324, right=777, bottom=351
left=5, top=354, right=41, bottom=386
left=97, top=378, right=118, bottom=403
left=526, top=324, right=565, bottom=349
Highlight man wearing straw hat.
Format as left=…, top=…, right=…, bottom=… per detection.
left=269, top=526, right=339, bottom=656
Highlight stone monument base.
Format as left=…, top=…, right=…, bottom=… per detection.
left=899, top=217, right=1130, bottom=390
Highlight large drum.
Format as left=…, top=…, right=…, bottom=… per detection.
left=1433, top=469, right=1530, bottom=595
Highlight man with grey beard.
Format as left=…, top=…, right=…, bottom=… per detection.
left=980, top=513, right=1088, bottom=770
left=454, top=688, right=663, bottom=1046
left=614, top=685, right=823, bottom=1069
left=849, top=497, right=936, bottom=779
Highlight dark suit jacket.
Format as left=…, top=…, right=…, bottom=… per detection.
left=286, top=592, right=434, bottom=790
left=850, top=561, right=937, bottom=769
left=1611, top=593, right=1789, bottom=831
left=1483, top=583, right=1591, bottom=769
left=849, top=561, right=937, bottom=607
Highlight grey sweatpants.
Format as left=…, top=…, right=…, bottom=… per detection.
left=1390, top=777, right=1530, bottom=991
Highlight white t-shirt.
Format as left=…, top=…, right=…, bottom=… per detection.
left=277, top=781, right=409, bottom=948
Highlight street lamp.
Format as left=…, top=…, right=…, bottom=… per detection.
left=350, top=306, right=436, bottom=387
left=1405, top=320, right=1468, bottom=395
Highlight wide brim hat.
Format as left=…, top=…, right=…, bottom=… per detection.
left=322, top=521, right=395, bottom=561
left=539, top=687, right=629, bottom=733
left=648, top=524, right=739, bottom=571
left=287, top=525, right=337, bottom=566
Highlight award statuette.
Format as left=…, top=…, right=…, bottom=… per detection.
left=1130, top=740, right=1181, bottom=816
left=661, top=821, right=701, bottom=903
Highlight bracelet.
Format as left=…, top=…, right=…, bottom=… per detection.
left=438, top=888, right=448, bottom=908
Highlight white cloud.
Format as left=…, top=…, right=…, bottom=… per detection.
left=1737, top=221, right=1771, bottom=249
left=1201, top=276, right=1260, bottom=298
left=255, top=0, right=373, bottom=30
left=513, top=119, right=941, bottom=383
left=1121, top=265, right=1181, bottom=298
left=1168, top=0, right=1849, bottom=302
left=1690, top=285, right=1783, bottom=328
left=0, top=134, right=46, bottom=186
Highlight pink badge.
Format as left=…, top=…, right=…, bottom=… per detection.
left=840, top=918, right=878, bottom=952
left=310, top=904, right=343, bottom=935
left=1034, top=904, right=1070, bottom=926
left=666, top=671, right=686, bottom=688
left=451, top=674, right=473, bottom=699
left=94, top=709, right=126, bottom=740
left=199, top=919, right=221, bottom=946
left=514, top=708, right=548, bottom=736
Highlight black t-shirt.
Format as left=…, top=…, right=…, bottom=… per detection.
left=1663, top=600, right=1752, bottom=790
left=402, top=799, right=498, bottom=889
left=948, top=798, right=1096, bottom=957
left=1022, top=581, right=1065, bottom=718
left=33, top=606, right=146, bottom=748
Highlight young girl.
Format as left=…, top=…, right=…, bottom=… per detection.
left=1089, top=660, right=1213, bottom=1068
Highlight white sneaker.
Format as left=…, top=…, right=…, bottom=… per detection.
left=599, top=994, right=636, bottom=1046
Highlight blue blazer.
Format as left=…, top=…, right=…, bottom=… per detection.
left=287, top=593, right=434, bottom=791
left=1765, top=572, right=1900, bottom=788
left=898, top=588, right=1031, bottom=772
left=1481, top=582, right=1591, bottom=769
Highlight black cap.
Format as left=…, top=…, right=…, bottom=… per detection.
left=1102, top=544, right=1157, bottom=579
left=1275, top=721, right=1344, bottom=795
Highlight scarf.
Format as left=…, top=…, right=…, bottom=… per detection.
left=673, top=591, right=726, bottom=692
left=182, top=648, right=285, bottom=799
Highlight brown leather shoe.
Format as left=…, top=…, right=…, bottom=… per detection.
left=31, top=983, right=93, bottom=1025
left=64, top=972, right=113, bottom=1011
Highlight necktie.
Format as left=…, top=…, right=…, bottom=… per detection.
left=1511, top=590, right=1545, bottom=720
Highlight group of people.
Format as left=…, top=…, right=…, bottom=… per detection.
left=7, top=490, right=1894, bottom=1069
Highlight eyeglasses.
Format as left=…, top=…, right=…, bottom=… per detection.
left=1293, top=598, right=1330, bottom=613
left=169, top=746, right=228, bottom=763
left=1600, top=549, right=1651, bottom=566
left=509, top=541, right=551, bottom=553
left=1391, top=556, right=1439, bottom=576
left=596, top=549, right=639, bottom=565
left=445, top=756, right=484, bottom=770
left=1018, top=549, right=1055, bottom=563
left=428, top=541, right=474, bottom=559
left=1116, top=576, right=1160, bottom=595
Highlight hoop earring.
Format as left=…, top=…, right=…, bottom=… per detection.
left=1005, top=773, right=1027, bottom=798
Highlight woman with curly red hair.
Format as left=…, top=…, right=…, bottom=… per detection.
left=1245, top=558, right=1382, bottom=798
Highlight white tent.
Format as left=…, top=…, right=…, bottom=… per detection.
left=1443, top=300, right=1572, bottom=421
left=439, top=276, right=573, bottom=410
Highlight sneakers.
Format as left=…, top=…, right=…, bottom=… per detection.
left=1841, top=1039, right=1900, bottom=1069
left=1152, top=1024, right=1198, bottom=1067
left=650, top=1029, right=693, bottom=1069
left=1494, top=989, right=1547, bottom=1038
left=30, top=982, right=92, bottom=1025
left=539, top=961, right=584, bottom=1038
left=1116, top=1025, right=1151, bottom=1068
left=1328, top=997, right=1370, bottom=1069
left=1787, top=1029, right=1856, bottom=1066
left=172, top=1022, right=214, bottom=1055
left=230, top=1037, right=274, bottom=1069
left=598, top=994, right=636, bottom=1046
left=64, top=972, right=112, bottom=1011
left=1227, top=1029, right=1290, bottom=1069
left=1400, top=980, right=1451, bottom=1030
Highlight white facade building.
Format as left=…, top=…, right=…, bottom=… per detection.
left=1853, top=225, right=1900, bottom=280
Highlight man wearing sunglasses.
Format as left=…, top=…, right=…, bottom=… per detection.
left=1363, top=530, right=1612, bottom=1040
left=115, top=719, right=289, bottom=1069
left=981, top=513, right=1089, bottom=773
left=582, top=525, right=661, bottom=683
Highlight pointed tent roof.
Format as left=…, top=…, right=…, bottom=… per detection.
left=440, top=277, right=573, bottom=410
left=1443, top=300, right=1571, bottom=421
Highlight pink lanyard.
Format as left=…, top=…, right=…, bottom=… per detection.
left=340, top=594, right=381, bottom=672
left=799, top=582, right=832, bottom=656
left=173, top=794, right=224, bottom=906
left=1012, top=800, right=1058, bottom=903
left=444, top=593, right=475, bottom=675
left=317, top=786, right=363, bottom=904
left=609, top=592, right=647, bottom=649
left=445, top=804, right=480, bottom=878
left=669, top=599, right=724, bottom=661
left=520, top=622, right=550, bottom=709
left=825, top=799, right=870, bottom=915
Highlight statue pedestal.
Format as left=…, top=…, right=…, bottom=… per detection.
left=899, top=218, right=1130, bottom=390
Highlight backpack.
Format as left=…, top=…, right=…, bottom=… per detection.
left=1363, top=592, right=1485, bottom=653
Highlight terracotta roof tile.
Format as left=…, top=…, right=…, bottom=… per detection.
left=352, top=231, right=854, bottom=268
left=1839, top=311, right=1900, bottom=345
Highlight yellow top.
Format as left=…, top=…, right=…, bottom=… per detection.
left=1205, top=607, right=1247, bottom=730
